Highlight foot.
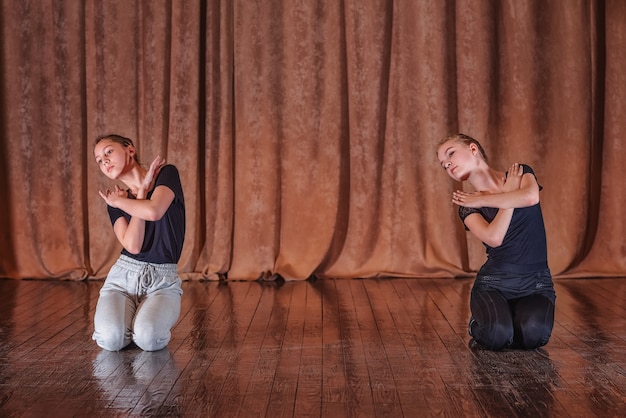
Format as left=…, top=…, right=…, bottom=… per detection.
left=468, top=317, right=476, bottom=337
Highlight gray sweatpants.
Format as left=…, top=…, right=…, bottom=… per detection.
left=92, top=255, right=183, bottom=351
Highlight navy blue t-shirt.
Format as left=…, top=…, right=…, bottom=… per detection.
left=107, top=164, right=185, bottom=264
left=459, top=164, right=549, bottom=274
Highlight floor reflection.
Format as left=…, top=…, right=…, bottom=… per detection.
left=555, top=281, right=626, bottom=414
left=468, top=343, right=559, bottom=416
left=92, top=348, right=180, bottom=415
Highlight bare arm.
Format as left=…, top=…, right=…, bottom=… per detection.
left=460, top=163, right=525, bottom=247
left=99, top=156, right=171, bottom=220
left=111, top=215, right=145, bottom=255
left=105, top=186, right=175, bottom=222
left=109, top=186, right=174, bottom=253
left=99, top=156, right=172, bottom=254
left=463, top=209, right=513, bottom=248
left=452, top=169, right=540, bottom=209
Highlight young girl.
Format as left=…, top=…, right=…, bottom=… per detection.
left=437, top=133, right=555, bottom=350
left=92, top=134, right=185, bottom=351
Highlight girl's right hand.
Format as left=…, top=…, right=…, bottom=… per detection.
left=98, top=185, right=127, bottom=207
left=503, top=163, right=523, bottom=193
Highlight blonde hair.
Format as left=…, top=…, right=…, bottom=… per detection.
left=438, top=133, right=488, bottom=163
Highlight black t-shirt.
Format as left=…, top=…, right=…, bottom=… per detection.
left=107, top=164, right=185, bottom=264
left=459, top=164, right=549, bottom=274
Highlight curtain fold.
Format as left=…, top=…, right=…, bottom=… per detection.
left=1, top=0, right=624, bottom=281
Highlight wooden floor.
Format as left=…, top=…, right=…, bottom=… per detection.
left=0, top=277, right=625, bottom=417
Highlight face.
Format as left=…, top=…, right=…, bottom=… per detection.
left=437, top=139, right=479, bottom=181
left=94, top=139, right=135, bottom=179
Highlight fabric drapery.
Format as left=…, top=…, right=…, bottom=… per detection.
left=1, top=0, right=624, bottom=281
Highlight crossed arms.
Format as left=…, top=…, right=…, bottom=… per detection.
left=98, top=157, right=174, bottom=254
left=452, top=163, right=540, bottom=247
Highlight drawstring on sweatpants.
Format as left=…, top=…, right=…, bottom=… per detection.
left=139, top=263, right=157, bottom=291
left=113, top=255, right=178, bottom=297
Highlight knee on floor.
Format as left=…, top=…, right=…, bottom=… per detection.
left=518, top=318, right=552, bottom=349
left=93, top=326, right=129, bottom=352
left=133, top=325, right=170, bottom=351
left=480, top=321, right=514, bottom=351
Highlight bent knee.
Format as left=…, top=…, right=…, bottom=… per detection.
left=477, top=322, right=514, bottom=351
left=93, top=327, right=130, bottom=351
left=133, top=325, right=171, bottom=351
left=518, top=319, right=553, bottom=349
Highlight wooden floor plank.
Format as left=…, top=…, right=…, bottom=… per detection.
left=315, top=279, right=349, bottom=418
left=1, top=277, right=626, bottom=417
left=362, top=279, right=431, bottom=415
left=387, top=278, right=480, bottom=417
left=333, top=279, right=377, bottom=417
left=220, top=283, right=277, bottom=417
left=266, top=282, right=305, bottom=418
left=344, top=280, right=399, bottom=417
left=293, top=280, right=324, bottom=417
left=174, top=281, right=263, bottom=417
left=239, top=283, right=294, bottom=417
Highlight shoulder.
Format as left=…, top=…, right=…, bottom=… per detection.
left=519, top=163, right=542, bottom=190
left=459, top=205, right=481, bottom=220
left=155, top=164, right=181, bottom=183
left=155, top=164, right=183, bottom=195
left=458, top=206, right=486, bottom=231
left=106, top=204, right=127, bottom=224
left=158, top=164, right=179, bottom=177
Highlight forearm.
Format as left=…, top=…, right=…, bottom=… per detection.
left=121, top=217, right=146, bottom=254
left=485, top=208, right=514, bottom=246
left=466, top=208, right=514, bottom=248
left=474, top=188, right=538, bottom=209
left=111, top=215, right=146, bottom=254
left=113, top=196, right=163, bottom=221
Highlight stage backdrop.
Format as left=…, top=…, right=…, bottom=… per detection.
left=0, top=0, right=624, bottom=281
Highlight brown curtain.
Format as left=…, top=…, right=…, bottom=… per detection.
left=1, top=0, right=624, bottom=281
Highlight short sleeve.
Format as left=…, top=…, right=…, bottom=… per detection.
left=153, top=165, right=183, bottom=200
left=107, top=194, right=132, bottom=226
left=459, top=206, right=481, bottom=231
left=510, top=164, right=542, bottom=191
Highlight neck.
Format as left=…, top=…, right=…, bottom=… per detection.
left=466, top=163, right=504, bottom=193
left=118, top=162, right=147, bottom=195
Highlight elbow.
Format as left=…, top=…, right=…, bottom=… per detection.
left=125, top=243, right=143, bottom=254
left=122, top=237, right=143, bottom=254
left=521, top=189, right=540, bottom=207
left=525, top=192, right=539, bottom=206
left=143, top=208, right=165, bottom=222
left=486, top=238, right=504, bottom=248
left=485, top=233, right=506, bottom=248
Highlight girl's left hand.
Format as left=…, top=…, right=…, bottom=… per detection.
left=98, top=185, right=127, bottom=207
left=452, top=190, right=486, bottom=208
left=138, top=156, right=166, bottom=199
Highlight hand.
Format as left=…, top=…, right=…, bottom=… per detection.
left=98, top=184, right=127, bottom=208
left=452, top=190, right=487, bottom=208
left=138, top=155, right=166, bottom=199
left=503, top=163, right=523, bottom=193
